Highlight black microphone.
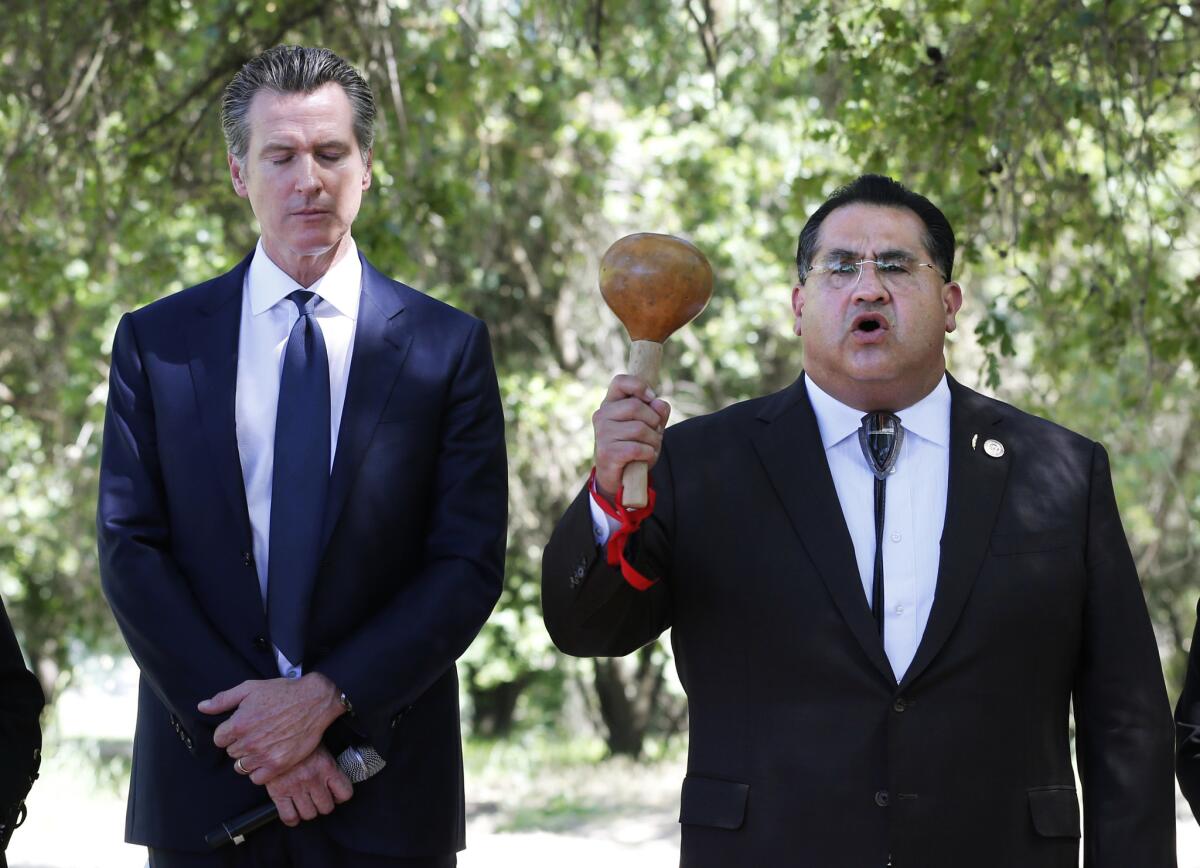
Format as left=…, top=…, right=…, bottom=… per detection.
left=205, top=744, right=386, bottom=849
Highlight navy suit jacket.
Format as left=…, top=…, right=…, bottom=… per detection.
left=97, top=250, right=507, bottom=856
left=543, top=374, right=1176, bottom=868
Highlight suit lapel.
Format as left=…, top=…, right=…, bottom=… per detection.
left=185, top=253, right=275, bottom=676
left=320, top=256, right=413, bottom=551
left=899, top=376, right=1010, bottom=690
left=752, top=375, right=896, bottom=685
left=185, top=254, right=254, bottom=544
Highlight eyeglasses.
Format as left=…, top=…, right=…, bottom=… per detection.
left=803, top=257, right=947, bottom=291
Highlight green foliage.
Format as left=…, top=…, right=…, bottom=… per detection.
left=2, top=0, right=1197, bottom=727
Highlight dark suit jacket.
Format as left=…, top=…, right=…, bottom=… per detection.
left=0, top=597, right=42, bottom=865
left=97, top=251, right=507, bottom=856
left=543, top=374, right=1175, bottom=868
left=1177, top=597, right=1200, bottom=822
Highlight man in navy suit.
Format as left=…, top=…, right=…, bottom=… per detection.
left=97, top=46, right=506, bottom=866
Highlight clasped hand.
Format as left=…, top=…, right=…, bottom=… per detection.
left=199, top=671, right=352, bottom=825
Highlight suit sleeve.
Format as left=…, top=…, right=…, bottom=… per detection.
left=1175, top=597, right=1200, bottom=822
left=0, top=597, right=42, bottom=810
left=97, top=314, right=260, bottom=763
left=541, top=437, right=675, bottom=658
left=1073, top=443, right=1177, bottom=866
left=313, top=319, right=507, bottom=739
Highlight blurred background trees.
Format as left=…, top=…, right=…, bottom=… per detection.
left=1, top=0, right=1197, bottom=755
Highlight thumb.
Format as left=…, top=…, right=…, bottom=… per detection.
left=198, top=681, right=254, bottom=714
left=330, top=770, right=354, bottom=804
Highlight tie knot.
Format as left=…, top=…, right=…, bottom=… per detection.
left=287, top=289, right=320, bottom=316
left=859, top=411, right=903, bottom=480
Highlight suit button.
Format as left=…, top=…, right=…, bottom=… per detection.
left=569, top=556, right=588, bottom=588
left=892, top=697, right=908, bottom=713
left=242, top=551, right=253, bottom=567
left=254, top=635, right=270, bottom=652
left=390, top=704, right=413, bottom=728
left=874, top=790, right=890, bottom=807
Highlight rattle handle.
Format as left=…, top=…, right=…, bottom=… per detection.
left=621, top=340, right=664, bottom=509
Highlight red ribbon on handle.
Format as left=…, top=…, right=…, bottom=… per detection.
left=589, top=468, right=658, bottom=591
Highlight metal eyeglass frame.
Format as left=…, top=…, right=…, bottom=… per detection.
left=802, top=258, right=948, bottom=288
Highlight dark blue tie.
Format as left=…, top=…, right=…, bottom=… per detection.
left=267, top=290, right=330, bottom=665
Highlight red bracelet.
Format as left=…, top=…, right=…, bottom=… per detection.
left=589, top=468, right=658, bottom=591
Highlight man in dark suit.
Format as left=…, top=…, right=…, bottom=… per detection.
left=543, top=175, right=1176, bottom=867
left=0, top=598, right=42, bottom=865
left=1177, top=598, right=1200, bottom=822
left=97, top=46, right=506, bottom=866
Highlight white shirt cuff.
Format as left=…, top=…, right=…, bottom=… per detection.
left=588, top=491, right=621, bottom=546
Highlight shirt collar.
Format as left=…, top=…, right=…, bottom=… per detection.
left=247, top=237, right=362, bottom=320
left=805, top=372, right=951, bottom=450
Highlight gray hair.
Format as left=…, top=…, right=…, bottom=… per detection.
left=221, top=45, right=376, bottom=163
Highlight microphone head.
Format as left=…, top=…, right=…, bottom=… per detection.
left=335, top=744, right=386, bottom=783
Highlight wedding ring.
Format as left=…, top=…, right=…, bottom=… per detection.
left=234, top=757, right=250, bottom=775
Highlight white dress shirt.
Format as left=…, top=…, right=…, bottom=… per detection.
left=590, top=373, right=950, bottom=681
left=805, top=374, right=950, bottom=680
left=236, top=238, right=362, bottom=678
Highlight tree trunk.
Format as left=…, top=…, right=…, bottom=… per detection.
left=464, top=666, right=529, bottom=739
left=590, top=643, right=672, bottom=757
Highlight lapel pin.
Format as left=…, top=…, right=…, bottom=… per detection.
left=983, top=438, right=1005, bottom=458
left=971, top=434, right=978, bottom=451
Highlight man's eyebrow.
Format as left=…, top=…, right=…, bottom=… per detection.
left=818, top=247, right=863, bottom=261
left=817, top=247, right=921, bottom=261
left=259, top=139, right=352, bottom=153
left=877, top=248, right=919, bottom=261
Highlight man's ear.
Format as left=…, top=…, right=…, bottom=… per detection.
left=791, top=283, right=805, bottom=337
left=943, top=281, right=963, bottom=333
left=361, top=148, right=373, bottom=192
left=228, top=153, right=249, bottom=199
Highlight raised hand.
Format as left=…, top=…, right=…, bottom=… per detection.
left=592, top=374, right=671, bottom=505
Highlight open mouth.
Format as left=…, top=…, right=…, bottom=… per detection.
left=851, top=313, right=889, bottom=334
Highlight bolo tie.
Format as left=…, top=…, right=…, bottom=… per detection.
left=858, top=411, right=904, bottom=638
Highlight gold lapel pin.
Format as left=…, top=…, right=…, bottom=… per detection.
left=983, top=438, right=1005, bottom=458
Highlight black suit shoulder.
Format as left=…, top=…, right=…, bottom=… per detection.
left=959, top=385, right=1096, bottom=448
left=951, top=382, right=1105, bottom=492
left=661, top=382, right=795, bottom=452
